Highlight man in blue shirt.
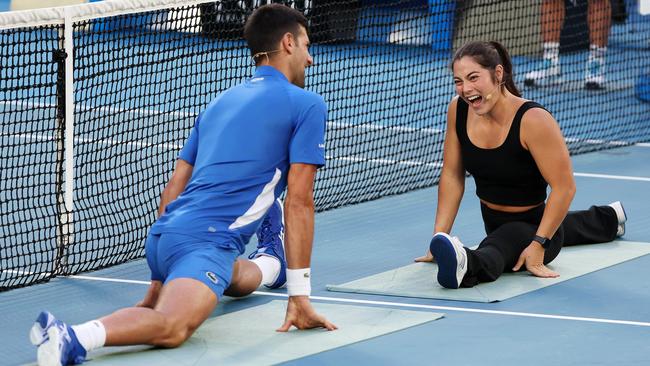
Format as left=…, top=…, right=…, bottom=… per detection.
left=32, top=5, right=336, bottom=365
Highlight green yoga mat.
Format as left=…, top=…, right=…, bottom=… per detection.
left=327, top=240, right=650, bottom=303
left=85, top=300, right=443, bottom=365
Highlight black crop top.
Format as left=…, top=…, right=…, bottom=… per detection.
left=455, top=98, right=548, bottom=206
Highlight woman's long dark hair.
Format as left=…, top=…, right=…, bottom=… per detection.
left=450, top=41, right=521, bottom=97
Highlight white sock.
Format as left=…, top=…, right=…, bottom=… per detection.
left=542, top=42, right=560, bottom=63
left=589, top=44, right=607, bottom=61
left=71, top=320, right=106, bottom=352
left=251, top=255, right=281, bottom=286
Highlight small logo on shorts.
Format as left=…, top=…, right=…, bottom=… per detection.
left=206, top=271, right=219, bottom=284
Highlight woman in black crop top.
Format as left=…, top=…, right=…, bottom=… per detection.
left=415, top=41, right=625, bottom=289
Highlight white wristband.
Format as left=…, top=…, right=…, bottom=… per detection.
left=286, top=268, right=311, bottom=297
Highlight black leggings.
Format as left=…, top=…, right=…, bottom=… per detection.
left=461, top=203, right=619, bottom=287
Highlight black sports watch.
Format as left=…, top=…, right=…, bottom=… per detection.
left=533, top=235, right=550, bottom=249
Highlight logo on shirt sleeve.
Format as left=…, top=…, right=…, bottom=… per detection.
left=318, top=143, right=325, bottom=149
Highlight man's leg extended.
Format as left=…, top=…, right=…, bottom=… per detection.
left=32, top=278, right=219, bottom=365
left=33, top=234, right=238, bottom=365
left=101, top=278, right=217, bottom=347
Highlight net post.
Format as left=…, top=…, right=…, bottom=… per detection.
left=53, top=12, right=75, bottom=276
left=63, top=11, right=75, bottom=220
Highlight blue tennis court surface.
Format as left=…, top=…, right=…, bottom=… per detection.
left=2, top=2, right=650, bottom=364
left=2, top=144, right=649, bottom=365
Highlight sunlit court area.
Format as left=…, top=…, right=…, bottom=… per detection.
left=1, top=0, right=650, bottom=365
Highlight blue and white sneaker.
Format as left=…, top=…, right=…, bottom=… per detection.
left=249, top=198, right=286, bottom=289
left=429, top=232, right=468, bottom=289
left=608, top=201, right=627, bottom=237
left=30, top=310, right=57, bottom=346
left=524, top=58, right=562, bottom=87
left=30, top=311, right=87, bottom=366
left=584, top=58, right=606, bottom=90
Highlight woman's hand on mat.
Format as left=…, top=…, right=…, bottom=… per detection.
left=513, top=242, right=560, bottom=278
left=277, top=296, right=338, bottom=332
left=414, top=249, right=435, bottom=262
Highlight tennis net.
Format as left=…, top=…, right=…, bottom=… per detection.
left=1, top=0, right=649, bottom=290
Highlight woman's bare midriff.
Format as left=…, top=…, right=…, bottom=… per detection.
left=480, top=199, right=543, bottom=213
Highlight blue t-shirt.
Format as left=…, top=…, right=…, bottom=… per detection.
left=150, top=66, right=327, bottom=254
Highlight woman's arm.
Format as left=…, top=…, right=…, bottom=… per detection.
left=434, top=97, right=466, bottom=234
left=415, top=97, right=466, bottom=262
left=522, top=108, right=576, bottom=240
left=512, top=107, right=576, bottom=276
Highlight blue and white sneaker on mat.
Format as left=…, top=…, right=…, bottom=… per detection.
left=249, top=198, right=287, bottom=289
left=30, top=311, right=87, bottom=366
left=429, top=232, right=468, bottom=289
left=608, top=201, right=627, bottom=237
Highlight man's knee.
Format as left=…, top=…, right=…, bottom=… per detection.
left=154, top=317, right=197, bottom=348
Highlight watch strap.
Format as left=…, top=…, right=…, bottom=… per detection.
left=533, top=235, right=550, bottom=249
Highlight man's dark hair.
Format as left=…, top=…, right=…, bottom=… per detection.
left=244, top=4, right=308, bottom=59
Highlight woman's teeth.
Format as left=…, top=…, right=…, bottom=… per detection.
left=467, top=95, right=482, bottom=104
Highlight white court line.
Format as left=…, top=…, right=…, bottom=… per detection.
left=329, top=155, right=443, bottom=168
left=0, top=132, right=441, bottom=168
left=0, top=100, right=192, bottom=120
left=23, top=272, right=650, bottom=328
left=574, top=172, right=650, bottom=182
left=564, top=137, right=632, bottom=147
left=1, top=100, right=444, bottom=135
left=6, top=133, right=649, bottom=175
left=0, top=132, right=182, bottom=150
left=2, top=100, right=646, bottom=170
left=2, top=134, right=646, bottom=177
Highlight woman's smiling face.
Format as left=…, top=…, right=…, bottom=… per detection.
left=453, top=56, right=503, bottom=114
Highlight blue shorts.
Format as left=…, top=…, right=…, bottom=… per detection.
left=145, top=232, right=239, bottom=299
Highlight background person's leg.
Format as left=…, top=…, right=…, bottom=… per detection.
left=588, top=0, right=611, bottom=48
left=585, top=0, right=611, bottom=88
left=526, top=0, right=564, bottom=86
left=542, top=0, right=565, bottom=44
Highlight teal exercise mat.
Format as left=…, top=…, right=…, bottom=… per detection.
left=327, top=240, right=650, bottom=303
left=80, top=300, right=443, bottom=366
